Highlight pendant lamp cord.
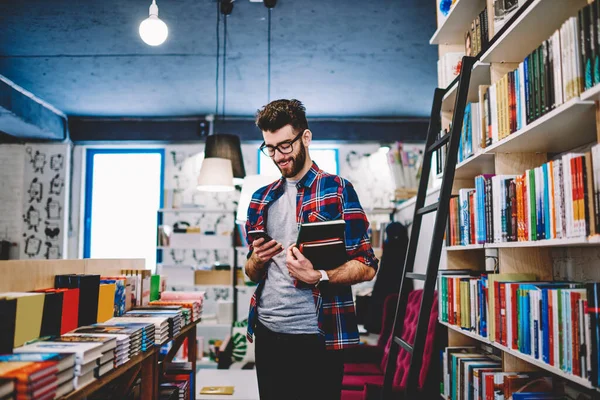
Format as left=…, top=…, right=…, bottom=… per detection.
left=268, top=7, right=272, bottom=103
left=222, top=13, right=228, bottom=120
left=215, top=0, right=220, bottom=118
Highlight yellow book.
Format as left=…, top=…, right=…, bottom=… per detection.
left=199, top=386, right=234, bottom=395
left=97, top=284, right=116, bottom=323
left=2, top=293, right=44, bottom=348
left=487, top=274, right=536, bottom=343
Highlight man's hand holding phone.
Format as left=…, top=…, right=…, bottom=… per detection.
left=249, top=231, right=283, bottom=266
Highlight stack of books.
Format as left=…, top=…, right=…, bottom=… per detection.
left=0, top=359, right=58, bottom=400
left=13, top=341, right=102, bottom=390
left=0, top=353, right=76, bottom=399
left=58, top=334, right=119, bottom=378
left=69, top=326, right=132, bottom=367
left=104, top=318, right=163, bottom=346
left=159, top=381, right=188, bottom=400
left=127, top=307, right=184, bottom=333
left=163, top=362, right=194, bottom=400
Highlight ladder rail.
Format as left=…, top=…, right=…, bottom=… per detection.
left=405, top=55, right=476, bottom=398
left=381, top=56, right=476, bottom=399
left=381, top=87, right=445, bottom=396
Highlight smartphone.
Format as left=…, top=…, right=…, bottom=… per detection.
left=248, top=230, right=274, bottom=243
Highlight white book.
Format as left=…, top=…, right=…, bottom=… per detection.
left=490, top=84, right=498, bottom=144
left=14, top=341, right=103, bottom=365
left=565, top=20, right=574, bottom=101
left=553, top=30, right=564, bottom=107
left=571, top=17, right=579, bottom=96
left=530, top=290, right=537, bottom=359
left=74, top=369, right=96, bottom=390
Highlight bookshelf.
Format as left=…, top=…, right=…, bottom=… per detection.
left=0, top=259, right=199, bottom=400
left=432, top=0, right=600, bottom=395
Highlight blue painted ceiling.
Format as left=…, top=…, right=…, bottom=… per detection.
left=0, top=0, right=438, bottom=118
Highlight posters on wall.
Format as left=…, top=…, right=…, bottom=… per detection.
left=20, top=144, right=69, bottom=260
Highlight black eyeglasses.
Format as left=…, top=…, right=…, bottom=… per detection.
left=259, top=130, right=305, bottom=157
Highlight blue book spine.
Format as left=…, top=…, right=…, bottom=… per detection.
left=524, top=290, right=531, bottom=355
left=541, top=289, right=549, bottom=363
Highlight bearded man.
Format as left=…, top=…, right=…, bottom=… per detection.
left=243, top=99, right=379, bottom=400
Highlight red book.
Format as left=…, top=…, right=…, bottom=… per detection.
left=59, top=288, right=79, bottom=334
left=571, top=157, right=579, bottom=237
left=2, top=361, right=57, bottom=383
left=499, top=283, right=507, bottom=346
left=495, top=281, right=501, bottom=344
left=510, top=284, right=519, bottom=350
left=485, top=373, right=495, bottom=400
left=548, top=290, right=555, bottom=366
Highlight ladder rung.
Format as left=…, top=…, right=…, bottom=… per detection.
left=393, top=336, right=413, bottom=353
left=426, top=133, right=450, bottom=153
left=405, top=272, right=426, bottom=281
left=416, top=202, right=439, bottom=215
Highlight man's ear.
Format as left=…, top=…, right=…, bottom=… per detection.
left=303, top=129, right=312, bottom=146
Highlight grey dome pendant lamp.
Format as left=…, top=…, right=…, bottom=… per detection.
left=198, top=0, right=245, bottom=191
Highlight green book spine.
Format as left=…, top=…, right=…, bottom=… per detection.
left=539, top=42, right=546, bottom=115
left=529, top=169, right=537, bottom=240
left=150, top=275, right=160, bottom=301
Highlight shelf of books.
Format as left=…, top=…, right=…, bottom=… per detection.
left=433, top=0, right=600, bottom=397
left=0, top=259, right=203, bottom=400
left=480, top=0, right=588, bottom=65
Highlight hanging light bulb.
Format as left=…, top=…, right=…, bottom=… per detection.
left=139, top=0, right=168, bottom=46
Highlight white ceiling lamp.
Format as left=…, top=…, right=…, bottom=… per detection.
left=197, top=157, right=235, bottom=192
left=139, top=0, right=168, bottom=46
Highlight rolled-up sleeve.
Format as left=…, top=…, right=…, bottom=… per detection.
left=339, top=179, right=379, bottom=271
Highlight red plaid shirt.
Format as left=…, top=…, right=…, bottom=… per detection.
left=244, top=162, right=378, bottom=350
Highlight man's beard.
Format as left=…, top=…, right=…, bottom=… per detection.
left=276, top=144, right=307, bottom=178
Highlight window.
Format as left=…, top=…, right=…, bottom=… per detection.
left=258, top=148, right=339, bottom=176
left=83, top=149, right=164, bottom=271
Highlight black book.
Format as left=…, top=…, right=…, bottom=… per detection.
left=296, top=219, right=347, bottom=271
left=36, top=291, right=63, bottom=338
left=55, top=274, right=100, bottom=327
left=0, top=298, right=17, bottom=354
left=586, top=282, right=600, bottom=388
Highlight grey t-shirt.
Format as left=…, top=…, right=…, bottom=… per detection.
left=257, top=179, right=319, bottom=334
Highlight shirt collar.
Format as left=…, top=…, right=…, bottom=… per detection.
left=268, top=161, right=321, bottom=196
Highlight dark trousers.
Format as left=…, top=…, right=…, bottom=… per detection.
left=254, top=321, right=345, bottom=400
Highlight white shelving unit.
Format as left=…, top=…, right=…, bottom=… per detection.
left=430, top=0, right=487, bottom=45
left=442, top=62, right=491, bottom=112
left=480, top=0, right=587, bottom=64
left=446, top=236, right=600, bottom=251
left=452, top=97, right=596, bottom=180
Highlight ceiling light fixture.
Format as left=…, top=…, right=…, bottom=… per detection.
left=139, top=0, right=168, bottom=46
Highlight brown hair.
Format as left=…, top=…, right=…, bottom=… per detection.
left=255, top=99, right=309, bottom=134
